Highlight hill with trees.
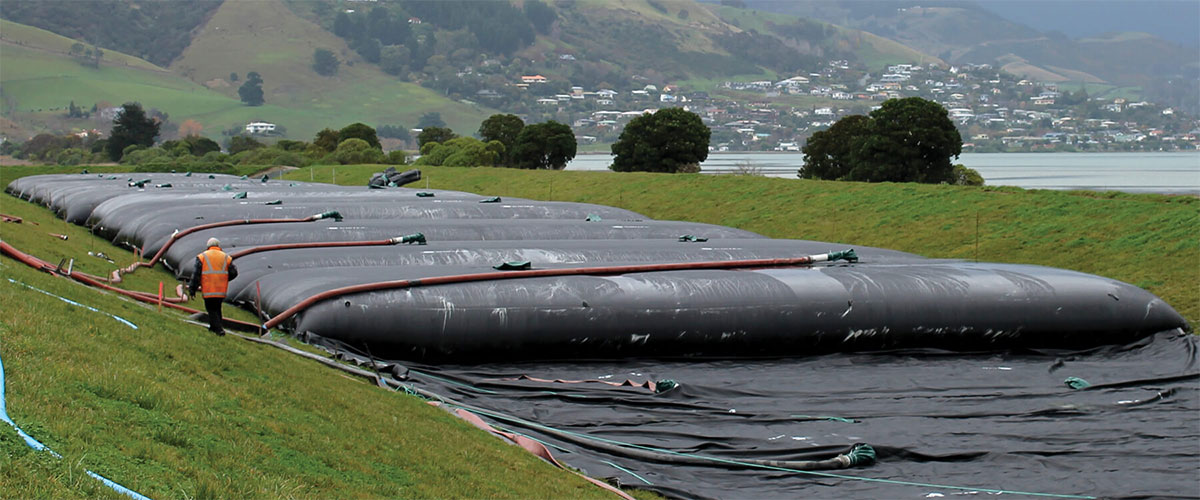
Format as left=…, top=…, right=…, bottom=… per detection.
left=0, top=0, right=1194, bottom=145
left=741, top=0, right=1199, bottom=114
left=0, top=0, right=222, bottom=67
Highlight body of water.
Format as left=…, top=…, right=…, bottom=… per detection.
left=565, top=152, right=1200, bottom=195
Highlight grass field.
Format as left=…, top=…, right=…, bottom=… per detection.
left=0, top=165, right=636, bottom=499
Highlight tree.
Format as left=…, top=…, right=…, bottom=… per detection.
left=417, top=127, right=456, bottom=148
left=380, top=45, right=411, bottom=76
left=177, top=119, right=204, bottom=138
left=188, top=137, right=222, bottom=156
left=238, top=71, right=264, bottom=106
left=327, top=138, right=385, bottom=164
left=478, top=114, right=524, bottom=165
left=228, top=135, right=265, bottom=155
left=313, top=128, right=340, bottom=152
left=338, top=123, right=381, bottom=149
left=523, top=0, right=556, bottom=34
left=377, top=124, right=412, bottom=141
left=414, top=137, right=503, bottom=167
left=798, top=114, right=871, bottom=180
left=611, top=108, right=710, bottom=173
left=333, top=11, right=353, bottom=38
left=417, top=112, right=446, bottom=129
left=106, top=102, right=160, bottom=161
left=800, top=98, right=962, bottom=184
left=851, top=97, right=961, bottom=183
left=312, top=48, right=340, bottom=76
left=510, top=121, right=576, bottom=170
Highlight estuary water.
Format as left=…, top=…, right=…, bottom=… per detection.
left=565, top=152, right=1200, bottom=195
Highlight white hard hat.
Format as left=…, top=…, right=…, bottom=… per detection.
left=207, top=237, right=220, bottom=247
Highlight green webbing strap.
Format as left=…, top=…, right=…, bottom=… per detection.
left=185, top=171, right=192, bottom=177
left=80, top=169, right=88, bottom=174
left=417, top=192, right=435, bottom=197
left=128, top=179, right=151, bottom=188
left=828, top=249, right=858, bottom=263
left=585, top=214, right=602, bottom=222
left=845, top=443, right=876, bottom=466
left=313, top=210, right=343, bottom=221
left=240, top=175, right=248, bottom=180
left=1064, top=377, right=1091, bottom=390
left=394, top=233, right=426, bottom=245
left=368, top=184, right=385, bottom=189
left=264, top=200, right=282, bottom=205
left=221, top=184, right=232, bottom=191
left=493, top=261, right=532, bottom=271
left=654, top=379, right=678, bottom=393
left=261, top=176, right=269, bottom=183
left=678, top=235, right=708, bottom=242
left=155, top=183, right=172, bottom=188
left=232, top=192, right=247, bottom=199
left=208, top=174, right=216, bottom=179
left=480, top=196, right=502, bottom=203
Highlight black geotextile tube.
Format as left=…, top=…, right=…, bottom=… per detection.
left=6, top=173, right=1190, bottom=363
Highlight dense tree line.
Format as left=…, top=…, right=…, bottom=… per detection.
left=1, top=0, right=221, bottom=66
left=414, top=114, right=575, bottom=170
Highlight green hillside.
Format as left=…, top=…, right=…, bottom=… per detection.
left=0, top=5, right=495, bottom=142
left=707, top=5, right=943, bottom=72
left=169, top=0, right=493, bottom=137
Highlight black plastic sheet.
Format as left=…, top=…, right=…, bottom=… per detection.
left=328, top=330, right=1199, bottom=498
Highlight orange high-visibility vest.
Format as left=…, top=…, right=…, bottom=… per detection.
left=198, top=247, right=232, bottom=299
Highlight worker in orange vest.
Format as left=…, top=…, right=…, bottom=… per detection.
left=188, top=237, right=238, bottom=336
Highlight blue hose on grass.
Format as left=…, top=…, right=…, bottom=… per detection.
left=1, top=335, right=151, bottom=500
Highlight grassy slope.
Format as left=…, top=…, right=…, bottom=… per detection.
left=286, top=164, right=1199, bottom=325
left=166, top=0, right=492, bottom=137
left=0, top=3, right=494, bottom=140
left=0, top=19, right=162, bottom=72
left=707, top=5, right=944, bottom=72
left=0, top=165, right=619, bottom=499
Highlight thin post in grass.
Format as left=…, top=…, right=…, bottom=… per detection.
left=975, top=212, right=980, bottom=263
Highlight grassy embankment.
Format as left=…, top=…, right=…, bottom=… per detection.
left=0, top=165, right=625, bottom=499
left=288, top=164, right=1198, bottom=325
left=1, top=163, right=1194, bottom=498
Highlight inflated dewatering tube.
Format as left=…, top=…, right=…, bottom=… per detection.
left=6, top=173, right=1190, bottom=362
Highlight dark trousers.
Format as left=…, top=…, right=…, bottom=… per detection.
left=203, top=297, right=225, bottom=334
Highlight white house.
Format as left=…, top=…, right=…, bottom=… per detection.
left=245, top=121, right=276, bottom=134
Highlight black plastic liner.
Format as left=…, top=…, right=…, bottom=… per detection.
left=327, top=330, right=1199, bottom=499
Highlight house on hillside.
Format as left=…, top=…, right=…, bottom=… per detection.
left=245, top=121, right=276, bottom=134
left=520, top=75, right=548, bottom=84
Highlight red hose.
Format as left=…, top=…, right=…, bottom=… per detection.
left=230, top=239, right=396, bottom=260
left=1, top=240, right=259, bottom=329
left=262, top=256, right=819, bottom=330
left=125, top=214, right=331, bottom=275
